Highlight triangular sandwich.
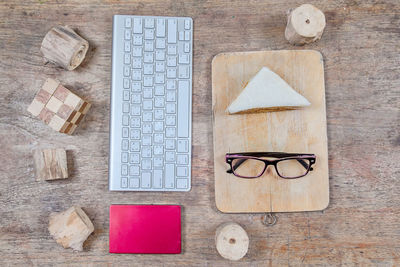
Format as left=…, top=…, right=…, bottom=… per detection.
left=227, top=67, right=310, bottom=114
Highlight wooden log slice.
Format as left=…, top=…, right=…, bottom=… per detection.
left=40, top=26, right=89, bottom=70
left=215, top=222, right=249, bottom=261
left=285, top=4, right=326, bottom=45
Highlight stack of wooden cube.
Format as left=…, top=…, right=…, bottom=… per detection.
left=27, top=78, right=91, bottom=135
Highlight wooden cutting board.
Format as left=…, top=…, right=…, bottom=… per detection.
left=212, top=50, right=329, bottom=213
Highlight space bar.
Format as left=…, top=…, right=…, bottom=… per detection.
left=178, top=80, right=189, bottom=138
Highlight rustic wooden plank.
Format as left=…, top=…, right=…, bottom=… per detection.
left=0, top=0, right=399, bottom=265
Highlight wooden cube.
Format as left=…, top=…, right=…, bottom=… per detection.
left=48, top=206, right=94, bottom=251
left=27, top=78, right=91, bottom=135
left=33, top=148, right=68, bottom=181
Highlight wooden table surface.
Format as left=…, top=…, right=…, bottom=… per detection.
left=0, top=0, right=399, bottom=266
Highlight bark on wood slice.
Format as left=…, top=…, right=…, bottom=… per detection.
left=215, top=222, right=249, bottom=261
left=285, top=4, right=326, bottom=45
left=41, top=26, right=89, bottom=70
left=48, top=206, right=94, bottom=251
left=33, top=148, right=68, bottom=181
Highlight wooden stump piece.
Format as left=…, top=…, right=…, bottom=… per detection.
left=285, top=4, right=326, bottom=45
left=33, top=148, right=68, bottom=181
left=41, top=26, right=89, bottom=70
left=48, top=206, right=94, bottom=251
left=215, top=222, right=249, bottom=261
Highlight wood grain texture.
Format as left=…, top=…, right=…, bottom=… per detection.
left=212, top=50, right=329, bottom=213
left=33, top=148, right=68, bottom=181
left=0, top=0, right=399, bottom=266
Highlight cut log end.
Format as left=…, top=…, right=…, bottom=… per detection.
left=215, top=222, right=249, bottom=261
left=40, top=26, right=89, bottom=70
left=285, top=4, right=326, bottom=45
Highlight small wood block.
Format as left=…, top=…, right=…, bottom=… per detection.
left=215, top=222, right=249, bottom=261
left=46, top=96, right=64, bottom=113
left=42, top=78, right=60, bottom=94
left=57, top=104, right=75, bottom=120
left=48, top=206, right=94, bottom=251
left=64, top=92, right=84, bottom=110
left=27, top=98, right=46, bottom=117
left=48, top=114, right=67, bottom=132
left=38, top=107, right=55, bottom=125
left=41, top=26, right=89, bottom=71
left=33, top=148, right=68, bottom=181
left=53, top=84, right=70, bottom=102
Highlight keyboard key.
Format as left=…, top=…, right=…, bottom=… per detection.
left=179, top=54, right=190, bottom=64
left=156, top=18, right=166, bottom=37
left=144, top=76, right=153, bottom=86
left=125, top=29, right=131, bottom=40
left=143, top=87, right=153, bottom=98
left=142, top=147, right=151, bottom=157
left=144, top=29, right=154, bottom=39
left=132, top=70, right=141, bottom=80
left=166, top=139, right=175, bottom=150
left=166, top=127, right=176, bottom=138
left=144, top=18, right=154, bottom=28
left=154, top=109, right=164, bottom=120
left=130, top=141, right=140, bottom=151
left=121, top=152, right=128, bottom=163
left=129, top=178, right=140, bottom=188
left=153, top=170, right=163, bottom=188
left=133, top=47, right=142, bottom=56
left=133, top=18, right=142, bottom=33
left=156, top=38, right=166, bottom=49
left=124, top=54, right=130, bottom=64
left=133, top=35, right=142, bottom=45
left=123, top=66, right=130, bottom=76
left=184, top=42, right=190, bottom=53
left=166, top=103, right=176, bottom=113
left=124, top=42, right=131, bottom=52
left=165, top=163, right=175, bottom=188
left=123, top=78, right=130, bottom=88
left=176, top=179, right=188, bottom=189
left=166, top=90, right=176, bottom=102
left=155, top=73, right=165, bottom=84
left=132, top=58, right=142, bottom=68
left=166, top=80, right=176, bottom=90
left=130, top=153, right=139, bottom=164
left=177, top=154, right=189, bottom=165
left=178, top=65, right=190, bottom=78
left=143, top=123, right=152, bottom=133
left=167, top=68, right=177, bottom=78
left=122, top=139, right=129, bottom=151
left=130, top=129, right=140, bottom=139
left=184, top=31, right=190, bottom=41
left=167, top=45, right=177, bottom=55
left=155, top=50, right=165, bottom=61
left=154, top=145, right=164, bottom=155
left=154, top=121, right=164, bottom=132
left=143, top=100, right=153, bottom=110
left=142, top=135, right=152, bottom=145
left=130, top=105, right=141, bottom=116
left=154, top=133, right=164, bottom=143
left=144, top=52, right=154, bottom=63
left=166, top=151, right=175, bottom=162
left=179, top=31, right=184, bottom=41
left=167, top=19, right=177, bottom=43
left=178, top=80, right=190, bottom=137
left=129, top=165, right=139, bottom=176
left=130, top=117, right=140, bottom=127
left=143, top=111, right=153, bottom=121
left=155, top=62, right=165, bottom=72
left=142, top=159, right=152, bottom=170
left=184, top=19, right=191, bottom=30
left=122, top=115, right=129, bottom=126
left=125, top=18, right=132, bottom=28
left=121, top=177, right=128, bottom=188
left=167, top=56, right=177, bottom=66
left=141, top=172, right=151, bottom=187
left=123, top=90, right=130, bottom=101
left=121, top=164, right=128, bottom=176
left=143, top=64, right=153, bottom=75
left=155, top=85, right=164, bottom=95
left=122, top=127, right=129, bottom=138
left=123, top=102, right=130, bottom=113
left=154, top=157, right=163, bottom=168
left=177, top=166, right=188, bottom=177
left=166, top=115, right=176, bottom=126
left=131, top=94, right=141, bottom=104
left=154, top=97, right=165, bottom=108
left=177, top=139, right=189, bottom=153
left=144, top=40, right=154, bottom=51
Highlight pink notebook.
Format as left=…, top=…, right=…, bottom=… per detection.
left=109, top=205, right=181, bottom=254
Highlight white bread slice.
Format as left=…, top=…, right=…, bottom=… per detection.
left=227, top=67, right=311, bottom=114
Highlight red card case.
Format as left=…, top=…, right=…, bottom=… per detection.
left=109, top=205, right=181, bottom=254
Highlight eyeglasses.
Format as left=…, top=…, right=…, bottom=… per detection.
left=225, top=152, right=316, bottom=179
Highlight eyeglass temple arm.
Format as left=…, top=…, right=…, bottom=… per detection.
left=226, top=157, right=312, bottom=173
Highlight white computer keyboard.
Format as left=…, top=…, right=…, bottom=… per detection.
left=109, top=15, right=192, bottom=191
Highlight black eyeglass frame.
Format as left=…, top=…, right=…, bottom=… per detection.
left=225, top=152, right=316, bottom=179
